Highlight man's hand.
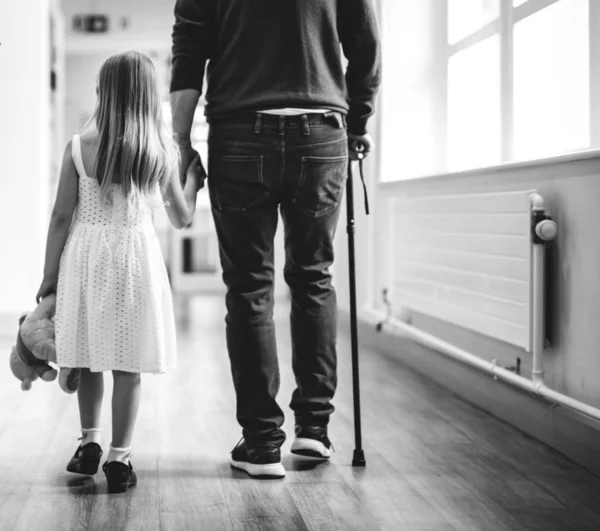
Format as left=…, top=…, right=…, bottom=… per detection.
left=185, top=154, right=207, bottom=192
left=178, top=145, right=200, bottom=187
left=348, top=132, right=374, bottom=160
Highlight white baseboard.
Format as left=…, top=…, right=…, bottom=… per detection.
left=344, top=307, right=600, bottom=476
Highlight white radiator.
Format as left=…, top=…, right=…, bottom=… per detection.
left=391, top=190, right=538, bottom=351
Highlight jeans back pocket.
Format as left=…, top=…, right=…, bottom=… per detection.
left=293, top=155, right=348, bottom=218
left=209, top=155, right=267, bottom=213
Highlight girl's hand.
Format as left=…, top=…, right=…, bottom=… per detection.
left=185, top=154, right=206, bottom=192
left=36, top=277, right=57, bottom=304
left=178, top=146, right=200, bottom=186
left=184, top=166, right=197, bottom=195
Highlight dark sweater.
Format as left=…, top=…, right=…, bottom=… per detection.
left=170, top=0, right=382, bottom=135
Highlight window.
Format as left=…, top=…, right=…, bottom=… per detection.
left=513, top=0, right=589, bottom=160
left=380, top=0, right=593, bottom=181
left=379, top=0, right=444, bottom=180
left=447, top=0, right=499, bottom=44
left=447, top=35, right=501, bottom=171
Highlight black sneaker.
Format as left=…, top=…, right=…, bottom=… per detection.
left=290, top=426, right=333, bottom=458
left=230, top=439, right=285, bottom=479
left=66, top=442, right=103, bottom=475
left=102, top=461, right=138, bottom=493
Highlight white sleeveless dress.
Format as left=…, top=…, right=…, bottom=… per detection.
left=55, top=135, right=177, bottom=374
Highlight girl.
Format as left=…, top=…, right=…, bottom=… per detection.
left=36, top=51, right=200, bottom=493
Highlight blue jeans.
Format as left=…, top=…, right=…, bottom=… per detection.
left=207, top=111, right=348, bottom=448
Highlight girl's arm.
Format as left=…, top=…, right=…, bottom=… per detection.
left=36, top=141, right=79, bottom=302
left=161, top=155, right=201, bottom=229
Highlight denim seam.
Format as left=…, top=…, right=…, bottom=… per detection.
left=277, top=139, right=286, bottom=195
left=286, top=136, right=348, bottom=152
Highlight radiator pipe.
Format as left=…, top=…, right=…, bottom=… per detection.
left=531, top=192, right=552, bottom=384
left=363, top=194, right=600, bottom=423
left=362, top=308, right=600, bottom=422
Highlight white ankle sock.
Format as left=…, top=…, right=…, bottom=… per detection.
left=80, top=428, right=102, bottom=446
left=107, top=444, right=131, bottom=464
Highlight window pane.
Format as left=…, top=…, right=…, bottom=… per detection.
left=513, top=0, right=528, bottom=6
left=513, top=0, right=589, bottom=160
left=447, top=36, right=501, bottom=171
left=379, top=0, right=442, bottom=181
left=381, top=77, right=441, bottom=180
left=448, top=0, right=499, bottom=44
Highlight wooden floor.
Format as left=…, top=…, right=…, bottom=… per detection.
left=1, top=295, right=600, bottom=530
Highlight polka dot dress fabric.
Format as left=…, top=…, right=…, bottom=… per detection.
left=55, top=135, right=177, bottom=374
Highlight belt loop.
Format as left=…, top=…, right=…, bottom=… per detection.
left=341, top=113, right=347, bottom=129
left=254, top=113, right=263, bottom=134
left=301, top=114, right=310, bottom=136
left=278, top=115, right=285, bottom=136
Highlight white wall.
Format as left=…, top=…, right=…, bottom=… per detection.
left=61, top=0, right=174, bottom=51
left=0, top=0, right=51, bottom=319
left=61, top=0, right=175, bottom=136
left=64, top=53, right=106, bottom=137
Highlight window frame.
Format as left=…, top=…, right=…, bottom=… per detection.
left=377, top=0, right=599, bottom=182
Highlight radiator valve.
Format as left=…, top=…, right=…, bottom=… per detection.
left=531, top=193, right=557, bottom=244
left=535, top=218, right=557, bottom=242
left=532, top=211, right=557, bottom=244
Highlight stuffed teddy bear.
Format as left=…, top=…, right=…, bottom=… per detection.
left=9, top=294, right=80, bottom=393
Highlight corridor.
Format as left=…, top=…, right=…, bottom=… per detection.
left=1, top=297, right=599, bottom=531
left=3, top=0, right=600, bottom=529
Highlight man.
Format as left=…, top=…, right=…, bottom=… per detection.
left=170, top=0, right=381, bottom=479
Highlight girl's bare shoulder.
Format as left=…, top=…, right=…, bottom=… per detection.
left=79, top=126, right=99, bottom=147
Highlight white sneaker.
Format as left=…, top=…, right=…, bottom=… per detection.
left=230, top=439, right=285, bottom=479
left=290, top=427, right=333, bottom=459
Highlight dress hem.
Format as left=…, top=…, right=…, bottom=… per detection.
left=58, top=364, right=177, bottom=375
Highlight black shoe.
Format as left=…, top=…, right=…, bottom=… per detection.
left=66, top=443, right=103, bottom=475
left=290, top=426, right=333, bottom=458
left=102, top=461, right=138, bottom=493
left=230, top=439, right=285, bottom=479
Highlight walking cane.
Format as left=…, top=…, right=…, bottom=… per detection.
left=346, top=150, right=369, bottom=467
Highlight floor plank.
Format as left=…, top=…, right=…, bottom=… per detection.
left=336, top=452, right=450, bottom=528
left=230, top=515, right=307, bottom=531
left=84, top=408, right=161, bottom=531
left=1, top=295, right=600, bottom=531
left=404, top=472, right=529, bottom=530
left=0, top=486, right=35, bottom=531
left=160, top=510, right=233, bottom=531
left=287, top=481, right=381, bottom=531
left=506, top=508, right=600, bottom=531
left=0, top=369, right=96, bottom=531
left=156, top=374, right=231, bottom=518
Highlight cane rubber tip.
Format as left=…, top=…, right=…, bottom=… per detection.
left=352, top=449, right=366, bottom=467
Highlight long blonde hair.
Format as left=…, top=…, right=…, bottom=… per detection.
left=92, top=51, right=176, bottom=203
